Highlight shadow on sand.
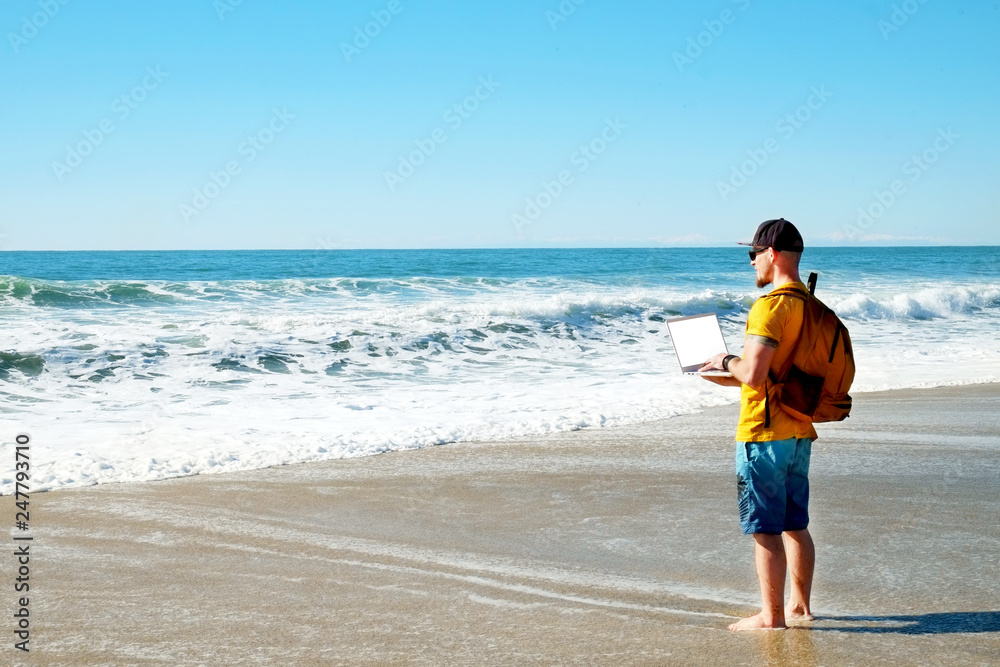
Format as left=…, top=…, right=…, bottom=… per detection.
left=816, top=611, right=1000, bottom=635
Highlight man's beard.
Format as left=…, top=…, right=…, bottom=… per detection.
left=756, top=271, right=771, bottom=289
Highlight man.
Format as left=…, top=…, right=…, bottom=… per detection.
left=700, top=218, right=817, bottom=631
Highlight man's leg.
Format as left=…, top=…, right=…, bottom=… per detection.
left=783, top=528, right=815, bottom=621
left=728, top=533, right=787, bottom=631
left=782, top=438, right=814, bottom=621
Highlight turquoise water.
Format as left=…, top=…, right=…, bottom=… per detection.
left=2, top=247, right=999, bottom=493
left=3, top=246, right=998, bottom=283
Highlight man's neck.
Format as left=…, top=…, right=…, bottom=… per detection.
left=771, top=268, right=801, bottom=288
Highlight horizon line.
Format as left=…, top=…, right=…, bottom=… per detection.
left=2, top=244, right=999, bottom=253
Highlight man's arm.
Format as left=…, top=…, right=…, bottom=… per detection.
left=700, top=334, right=778, bottom=388
left=700, top=373, right=741, bottom=387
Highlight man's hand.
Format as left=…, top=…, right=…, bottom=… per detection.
left=699, top=353, right=741, bottom=386
left=700, top=338, right=778, bottom=389
left=700, top=353, right=729, bottom=372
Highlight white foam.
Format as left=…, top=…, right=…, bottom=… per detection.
left=2, top=277, right=999, bottom=494
left=829, top=285, right=1000, bottom=320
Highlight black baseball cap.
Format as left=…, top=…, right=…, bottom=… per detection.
left=737, top=218, right=804, bottom=252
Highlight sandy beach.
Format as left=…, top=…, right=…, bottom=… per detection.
left=8, top=384, right=1000, bottom=665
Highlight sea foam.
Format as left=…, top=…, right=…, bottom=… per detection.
left=2, top=248, right=999, bottom=494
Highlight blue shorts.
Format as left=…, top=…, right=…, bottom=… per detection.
left=735, top=438, right=812, bottom=535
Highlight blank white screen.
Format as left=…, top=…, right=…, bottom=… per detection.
left=668, top=315, right=728, bottom=367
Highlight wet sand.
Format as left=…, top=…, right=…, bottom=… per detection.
left=8, top=384, right=1000, bottom=665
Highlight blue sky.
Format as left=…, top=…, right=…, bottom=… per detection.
left=1, top=0, right=998, bottom=250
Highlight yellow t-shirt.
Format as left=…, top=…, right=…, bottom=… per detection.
left=735, top=281, right=819, bottom=443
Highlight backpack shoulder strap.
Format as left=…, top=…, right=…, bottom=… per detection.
left=760, top=286, right=812, bottom=383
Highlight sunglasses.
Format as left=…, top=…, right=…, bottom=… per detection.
left=748, top=247, right=769, bottom=261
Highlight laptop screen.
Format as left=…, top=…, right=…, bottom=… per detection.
left=666, top=313, right=729, bottom=371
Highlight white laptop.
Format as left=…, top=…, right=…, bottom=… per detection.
left=665, top=313, right=733, bottom=377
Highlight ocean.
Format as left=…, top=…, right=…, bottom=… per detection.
left=2, top=247, right=999, bottom=494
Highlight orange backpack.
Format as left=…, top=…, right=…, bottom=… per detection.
left=764, top=276, right=855, bottom=423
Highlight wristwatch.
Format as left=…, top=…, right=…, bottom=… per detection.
left=722, top=355, right=738, bottom=372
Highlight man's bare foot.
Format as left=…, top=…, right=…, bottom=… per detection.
left=727, top=612, right=787, bottom=632
left=785, top=603, right=815, bottom=623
